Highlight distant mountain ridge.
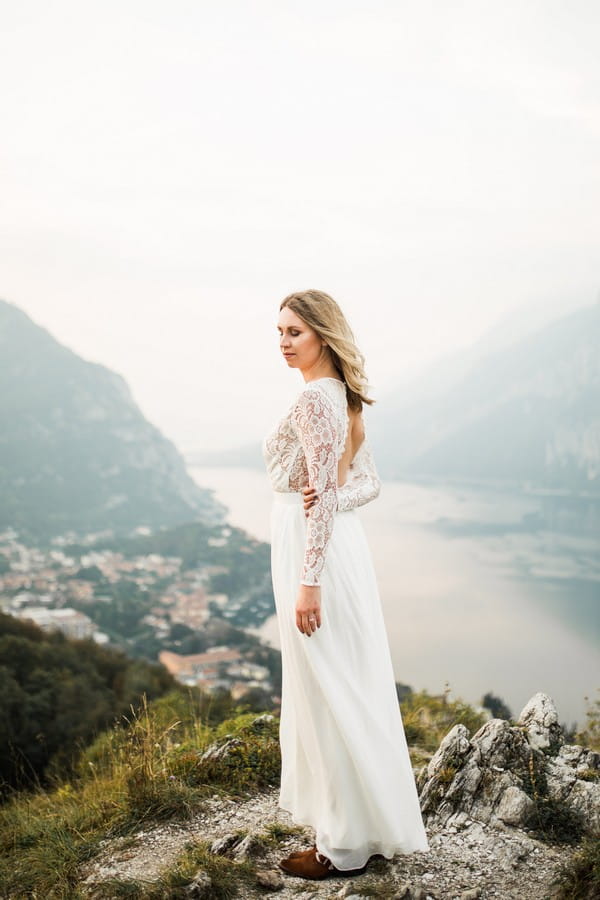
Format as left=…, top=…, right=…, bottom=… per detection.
left=0, top=299, right=226, bottom=543
left=187, top=300, right=600, bottom=492
left=371, top=301, right=600, bottom=489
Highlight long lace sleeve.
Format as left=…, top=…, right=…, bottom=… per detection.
left=291, top=388, right=339, bottom=587
left=336, top=437, right=381, bottom=512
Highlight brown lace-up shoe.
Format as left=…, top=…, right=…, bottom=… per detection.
left=279, top=846, right=368, bottom=880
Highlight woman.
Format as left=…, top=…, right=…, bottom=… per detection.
left=262, top=290, right=430, bottom=881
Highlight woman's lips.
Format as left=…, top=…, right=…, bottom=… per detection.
left=283, top=354, right=295, bottom=358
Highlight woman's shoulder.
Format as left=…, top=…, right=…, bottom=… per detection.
left=298, top=378, right=346, bottom=396
left=289, top=381, right=345, bottom=425
left=295, top=379, right=345, bottom=408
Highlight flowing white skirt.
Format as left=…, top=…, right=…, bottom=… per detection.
left=270, top=490, right=430, bottom=871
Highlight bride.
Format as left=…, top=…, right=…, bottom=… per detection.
left=262, top=289, right=430, bottom=881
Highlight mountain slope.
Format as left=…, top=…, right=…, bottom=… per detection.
left=0, top=299, right=226, bottom=542
left=371, top=302, right=600, bottom=489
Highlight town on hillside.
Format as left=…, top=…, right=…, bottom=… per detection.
left=0, top=526, right=279, bottom=703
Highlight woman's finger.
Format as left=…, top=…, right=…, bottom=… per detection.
left=303, top=490, right=319, bottom=517
left=297, top=612, right=311, bottom=635
left=305, top=612, right=320, bottom=635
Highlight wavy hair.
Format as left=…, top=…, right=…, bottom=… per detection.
left=279, top=289, right=375, bottom=411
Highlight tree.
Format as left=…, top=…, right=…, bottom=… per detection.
left=481, top=691, right=512, bottom=720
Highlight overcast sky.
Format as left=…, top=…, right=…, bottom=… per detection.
left=1, top=0, right=598, bottom=452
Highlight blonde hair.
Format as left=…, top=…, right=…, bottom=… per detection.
left=279, top=289, right=375, bottom=411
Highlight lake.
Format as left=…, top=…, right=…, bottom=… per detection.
left=190, top=465, right=599, bottom=732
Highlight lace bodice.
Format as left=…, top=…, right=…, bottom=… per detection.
left=262, top=377, right=381, bottom=586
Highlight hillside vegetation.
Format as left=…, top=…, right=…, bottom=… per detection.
left=0, top=612, right=176, bottom=793
left=1, top=683, right=598, bottom=898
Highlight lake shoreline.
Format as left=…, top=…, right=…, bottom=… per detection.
left=190, top=465, right=599, bottom=730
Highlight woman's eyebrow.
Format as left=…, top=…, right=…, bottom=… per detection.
left=277, top=325, right=301, bottom=330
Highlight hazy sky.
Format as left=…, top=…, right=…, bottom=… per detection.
left=1, top=1, right=598, bottom=451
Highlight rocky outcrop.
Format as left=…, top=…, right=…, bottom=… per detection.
left=416, top=692, right=599, bottom=839
left=80, top=696, right=597, bottom=899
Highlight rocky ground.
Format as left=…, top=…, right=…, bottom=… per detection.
left=80, top=693, right=597, bottom=899
left=79, top=785, right=580, bottom=899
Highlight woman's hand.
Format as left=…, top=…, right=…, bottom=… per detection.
left=302, top=484, right=319, bottom=517
left=295, top=584, right=321, bottom=636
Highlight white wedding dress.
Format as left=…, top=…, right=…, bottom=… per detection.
left=262, top=377, right=430, bottom=871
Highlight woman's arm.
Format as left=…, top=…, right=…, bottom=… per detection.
left=291, top=387, right=339, bottom=586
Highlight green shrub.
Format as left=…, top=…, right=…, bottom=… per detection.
left=169, top=713, right=281, bottom=795
left=0, top=697, right=279, bottom=898
left=516, top=749, right=586, bottom=846
left=551, top=831, right=600, bottom=899
left=400, top=683, right=487, bottom=751
left=574, top=689, right=600, bottom=753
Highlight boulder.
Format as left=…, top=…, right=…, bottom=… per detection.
left=517, top=692, right=564, bottom=753
left=416, top=692, right=599, bottom=837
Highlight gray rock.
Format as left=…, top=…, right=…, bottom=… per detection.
left=209, top=833, right=240, bottom=855
left=390, top=889, right=425, bottom=900
left=255, top=867, right=284, bottom=890
left=495, top=785, right=535, bottom=825
left=392, top=886, right=411, bottom=899
left=184, top=869, right=212, bottom=898
left=564, top=778, right=600, bottom=833
left=232, top=832, right=266, bottom=859
left=517, top=693, right=564, bottom=752
left=421, top=724, right=472, bottom=782
left=558, top=743, right=586, bottom=766
left=200, top=737, right=244, bottom=764
left=417, top=691, right=598, bottom=838
left=338, top=886, right=361, bottom=898
left=199, top=715, right=273, bottom=768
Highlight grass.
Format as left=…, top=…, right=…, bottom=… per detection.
left=550, top=832, right=600, bottom=899
left=261, top=822, right=305, bottom=844
left=574, top=688, right=600, bottom=753
left=0, top=691, right=280, bottom=899
left=1, top=683, right=597, bottom=898
left=0, top=774, right=127, bottom=897
left=399, top=682, right=488, bottom=754
left=512, top=746, right=587, bottom=847
left=84, top=840, right=258, bottom=899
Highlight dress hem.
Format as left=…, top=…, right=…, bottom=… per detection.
left=277, top=800, right=430, bottom=869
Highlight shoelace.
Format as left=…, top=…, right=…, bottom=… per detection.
left=315, top=850, right=335, bottom=870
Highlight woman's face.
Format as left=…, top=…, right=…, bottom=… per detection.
left=277, top=306, right=323, bottom=374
